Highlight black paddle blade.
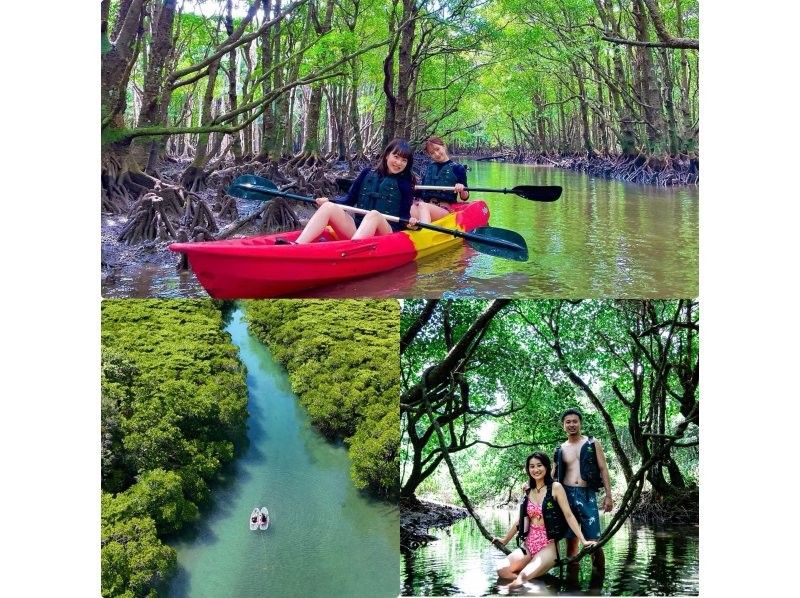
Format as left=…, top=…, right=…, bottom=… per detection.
left=512, top=185, right=562, bottom=202
left=228, top=175, right=277, bottom=200
left=465, top=227, right=529, bottom=262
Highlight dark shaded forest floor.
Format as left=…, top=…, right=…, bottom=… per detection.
left=400, top=497, right=468, bottom=550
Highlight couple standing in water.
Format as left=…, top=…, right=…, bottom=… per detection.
left=492, top=409, right=613, bottom=588
left=292, top=137, right=469, bottom=244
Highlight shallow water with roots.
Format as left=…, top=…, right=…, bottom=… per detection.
left=401, top=509, right=698, bottom=597
left=102, top=162, right=698, bottom=299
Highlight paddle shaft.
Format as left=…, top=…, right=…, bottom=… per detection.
left=415, top=184, right=558, bottom=195
left=235, top=183, right=525, bottom=252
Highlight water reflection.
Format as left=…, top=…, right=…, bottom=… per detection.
left=401, top=510, right=698, bottom=596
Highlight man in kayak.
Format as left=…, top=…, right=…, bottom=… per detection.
left=553, top=409, right=613, bottom=572
left=291, top=139, right=419, bottom=244
left=411, top=136, right=470, bottom=223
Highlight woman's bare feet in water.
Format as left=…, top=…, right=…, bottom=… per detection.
left=508, top=575, right=525, bottom=589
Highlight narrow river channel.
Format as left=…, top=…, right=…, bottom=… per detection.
left=164, top=307, right=399, bottom=597
left=102, top=162, right=698, bottom=299
left=401, top=510, right=698, bottom=596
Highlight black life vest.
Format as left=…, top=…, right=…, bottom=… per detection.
left=516, top=485, right=568, bottom=549
left=421, top=161, right=459, bottom=202
left=554, top=437, right=603, bottom=491
left=355, top=170, right=402, bottom=216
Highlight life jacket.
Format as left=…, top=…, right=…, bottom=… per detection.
left=355, top=170, right=402, bottom=216
left=421, top=161, right=459, bottom=202
left=516, top=485, right=568, bottom=549
left=553, top=437, right=603, bottom=491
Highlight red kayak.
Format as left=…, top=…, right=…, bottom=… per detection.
left=169, top=201, right=490, bottom=299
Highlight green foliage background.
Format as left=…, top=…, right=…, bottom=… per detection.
left=100, top=300, right=248, bottom=598
left=244, top=299, right=400, bottom=498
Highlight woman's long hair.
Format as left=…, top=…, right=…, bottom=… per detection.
left=375, top=138, right=414, bottom=179
left=525, top=452, right=554, bottom=491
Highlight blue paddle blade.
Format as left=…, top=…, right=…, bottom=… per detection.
left=228, top=175, right=277, bottom=200
left=464, top=226, right=529, bottom=262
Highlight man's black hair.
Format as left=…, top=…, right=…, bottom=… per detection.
left=561, top=408, right=582, bottom=422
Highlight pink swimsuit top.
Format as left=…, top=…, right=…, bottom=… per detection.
left=527, top=500, right=544, bottom=522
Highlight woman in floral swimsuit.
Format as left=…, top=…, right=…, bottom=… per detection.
left=492, top=452, right=596, bottom=588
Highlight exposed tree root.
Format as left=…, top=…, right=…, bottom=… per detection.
left=629, top=486, right=699, bottom=525
left=180, top=165, right=208, bottom=192
left=260, top=197, right=300, bottom=233
left=117, top=184, right=218, bottom=245
left=286, top=150, right=325, bottom=169
left=180, top=192, right=218, bottom=240
left=102, top=154, right=159, bottom=213
left=118, top=192, right=181, bottom=245
left=454, top=148, right=698, bottom=186
left=213, top=186, right=239, bottom=221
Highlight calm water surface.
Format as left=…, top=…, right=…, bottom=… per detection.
left=103, top=162, right=698, bottom=298
left=164, top=308, right=399, bottom=597
left=402, top=509, right=698, bottom=597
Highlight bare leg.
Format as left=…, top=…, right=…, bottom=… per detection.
left=508, top=543, right=557, bottom=588
left=591, top=543, right=605, bottom=571
left=410, top=202, right=449, bottom=224
left=496, top=548, right=531, bottom=580
left=351, top=210, right=394, bottom=240
left=566, top=537, right=580, bottom=557
left=295, top=202, right=357, bottom=244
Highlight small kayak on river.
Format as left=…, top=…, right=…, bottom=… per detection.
left=169, top=201, right=490, bottom=298
left=259, top=507, right=270, bottom=531
left=249, top=507, right=260, bottom=531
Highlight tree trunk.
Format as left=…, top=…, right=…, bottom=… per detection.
left=632, top=0, right=665, bottom=152
left=101, top=0, right=148, bottom=129
left=259, top=0, right=276, bottom=160
left=134, top=0, right=178, bottom=170
left=224, top=0, right=243, bottom=161
left=571, top=61, right=595, bottom=156
left=659, top=48, right=679, bottom=155
left=181, top=59, right=220, bottom=191
left=394, top=0, right=417, bottom=140
left=349, top=59, right=364, bottom=157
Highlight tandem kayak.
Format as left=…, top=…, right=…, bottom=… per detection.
left=169, top=201, right=490, bottom=299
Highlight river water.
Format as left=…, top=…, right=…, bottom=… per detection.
left=164, top=307, right=399, bottom=597
left=401, top=509, right=698, bottom=597
left=103, top=162, right=698, bottom=298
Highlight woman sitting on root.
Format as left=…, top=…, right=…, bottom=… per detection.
left=410, top=136, right=470, bottom=224
left=492, top=451, right=596, bottom=588
left=292, top=139, right=418, bottom=244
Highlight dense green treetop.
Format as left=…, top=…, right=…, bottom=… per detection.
left=245, top=299, right=400, bottom=497
left=100, top=299, right=248, bottom=597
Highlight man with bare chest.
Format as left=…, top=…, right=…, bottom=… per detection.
left=554, top=409, right=613, bottom=568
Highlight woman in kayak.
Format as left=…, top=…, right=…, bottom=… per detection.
left=410, top=136, right=470, bottom=223
left=292, top=138, right=418, bottom=244
left=491, top=452, right=596, bottom=588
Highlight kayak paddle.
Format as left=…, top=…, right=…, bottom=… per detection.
left=415, top=184, right=562, bottom=202
left=228, top=175, right=529, bottom=262
left=335, top=177, right=561, bottom=201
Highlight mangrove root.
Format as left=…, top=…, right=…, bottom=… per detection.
left=260, top=197, right=300, bottom=233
